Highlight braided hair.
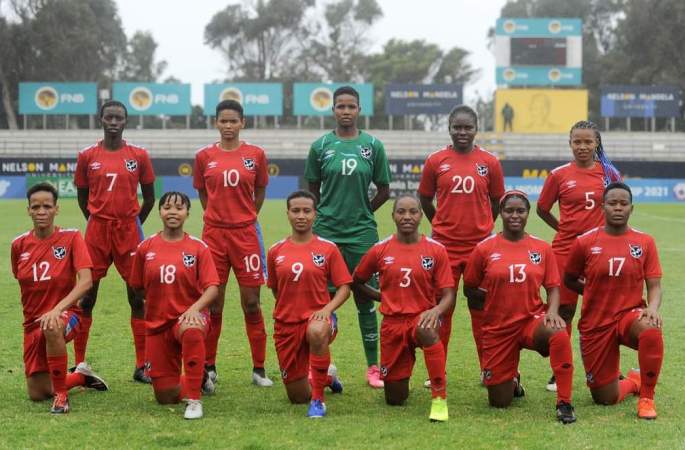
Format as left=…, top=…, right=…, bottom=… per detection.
left=570, top=121, right=621, bottom=184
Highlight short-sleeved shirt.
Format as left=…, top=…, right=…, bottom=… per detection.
left=193, top=142, right=269, bottom=228
left=463, top=233, right=559, bottom=332
left=267, top=235, right=352, bottom=323
left=11, top=227, right=93, bottom=330
left=304, top=131, right=391, bottom=244
left=74, top=141, right=155, bottom=220
left=129, top=233, right=220, bottom=334
left=565, top=227, right=662, bottom=334
left=354, top=235, right=454, bottom=317
left=537, top=162, right=608, bottom=255
left=418, top=145, right=505, bottom=259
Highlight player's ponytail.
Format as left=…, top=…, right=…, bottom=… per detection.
left=570, top=121, right=621, bottom=184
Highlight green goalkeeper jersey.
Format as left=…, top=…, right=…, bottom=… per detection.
left=305, top=130, right=391, bottom=244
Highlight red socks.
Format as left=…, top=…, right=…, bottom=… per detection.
left=468, top=308, right=485, bottom=366
left=205, top=313, right=223, bottom=366
left=244, top=310, right=267, bottom=369
left=181, top=328, right=206, bottom=400
left=47, top=354, right=68, bottom=395
left=548, top=331, right=574, bottom=404
left=617, top=378, right=638, bottom=402
left=423, top=342, right=447, bottom=399
left=638, top=328, right=663, bottom=400
left=74, top=316, right=92, bottom=365
left=310, top=353, right=331, bottom=402
left=438, top=306, right=454, bottom=356
left=130, top=318, right=146, bottom=368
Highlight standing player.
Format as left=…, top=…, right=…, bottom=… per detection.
left=353, top=195, right=455, bottom=422
left=129, top=192, right=219, bottom=420
left=463, top=191, right=576, bottom=424
left=565, top=183, right=663, bottom=420
left=267, top=190, right=350, bottom=418
left=74, top=100, right=155, bottom=383
left=537, top=120, right=621, bottom=392
left=305, top=86, right=391, bottom=388
left=11, top=183, right=108, bottom=414
left=418, top=105, right=505, bottom=373
left=193, top=100, right=272, bottom=387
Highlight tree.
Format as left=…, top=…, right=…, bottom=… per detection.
left=119, top=31, right=167, bottom=82
left=204, top=0, right=314, bottom=81
left=303, top=0, right=382, bottom=81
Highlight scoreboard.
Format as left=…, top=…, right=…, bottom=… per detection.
left=495, top=18, right=582, bottom=86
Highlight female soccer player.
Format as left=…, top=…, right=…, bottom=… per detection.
left=74, top=100, right=156, bottom=383
left=193, top=100, right=272, bottom=388
left=129, top=192, right=220, bottom=420
left=537, top=120, right=621, bottom=391
left=267, top=190, right=350, bottom=418
left=564, top=183, right=663, bottom=420
left=353, top=195, right=455, bottom=422
left=463, top=191, right=576, bottom=424
left=304, top=86, right=391, bottom=388
left=418, top=105, right=505, bottom=372
left=11, top=183, right=108, bottom=414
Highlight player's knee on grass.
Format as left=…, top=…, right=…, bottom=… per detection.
left=590, top=382, right=620, bottom=405
left=415, top=326, right=440, bottom=347
left=487, top=381, right=515, bottom=408
left=384, top=379, right=409, bottom=405
left=152, top=377, right=181, bottom=404
left=27, top=373, right=52, bottom=401
left=285, top=378, right=311, bottom=404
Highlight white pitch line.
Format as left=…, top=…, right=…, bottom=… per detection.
left=636, top=212, right=685, bottom=224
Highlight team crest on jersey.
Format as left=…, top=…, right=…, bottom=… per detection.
left=528, top=251, right=542, bottom=265
left=421, top=256, right=434, bottom=270
left=312, top=253, right=325, bottom=267
left=629, top=244, right=643, bottom=259
left=89, top=161, right=101, bottom=171
left=359, top=146, right=372, bottom=159
left=125, top=159, right=138, bottom=172
left=476, top=163, right=488, bottom=177
left=182, top=253, right=196, bottom=268
left=242, top=158, right=255, bottom=170
left=52, top=246, right=66, bottom=260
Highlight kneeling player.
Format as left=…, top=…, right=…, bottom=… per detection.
left=463, top=190, right=576, bottom=424
left=267, top=190, right=350, bottom=418
left=11, top=183, right=108, bottom=414
left=353, top=195, right=455, bottom=422
left=565, top=182, right=663, bottom=420
left=129, top=192, right=219, bottom=420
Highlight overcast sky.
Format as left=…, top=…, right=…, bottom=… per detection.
left=115, top=0, right=507, bottom=105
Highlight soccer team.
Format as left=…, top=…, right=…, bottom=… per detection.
left=11, top=86, right=664, bottom=423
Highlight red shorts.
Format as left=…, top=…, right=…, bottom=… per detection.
left=274, top=315, right=337, bottom=384
left=580, top=308, right=642, bottom=389
left=554, top=251, right=579, bottom=306
left=202, top=223, right=266, bottom=287
left=85, top=216, right=143, bottom=281
left=146, top=317, right=210, bottom=390
left=380, top=314, right=427, bottom=382
left=23, top=310, right=81, bottom=377
left=480, top=314, right=546, bottom=386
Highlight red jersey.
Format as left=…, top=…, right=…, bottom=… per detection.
left=354, top=235, right=454, bottom=317
left=193, top=142, right=269, bottom=228
left=267, top=235, right=352, bottom=323
left=74, top=140, right=155, bottom=220
left=418, top=145, right=505, bottom=259
left=11, top=227, right=92, bottom=330
left=464, top=234, right=559, bottom=332
left=537, top=162, right=608, bottom=255
left=129, top=233, right=220, bottom=334
left=565, top=227, right=662, bottom=334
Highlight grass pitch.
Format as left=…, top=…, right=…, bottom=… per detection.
left=1, top=199, right=684, bottom=449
